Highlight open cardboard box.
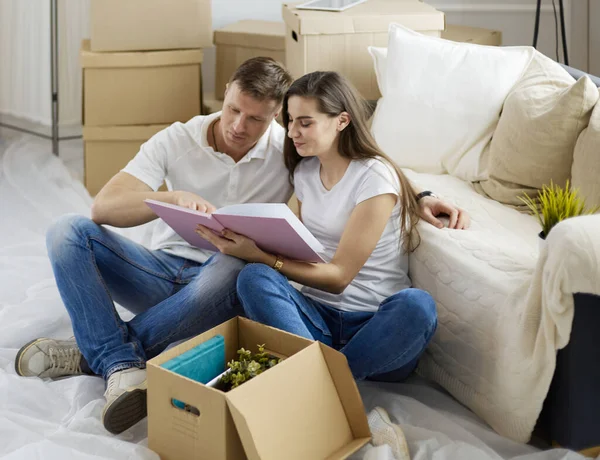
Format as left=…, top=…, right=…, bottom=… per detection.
left=147, top=317, right=370, bottom=460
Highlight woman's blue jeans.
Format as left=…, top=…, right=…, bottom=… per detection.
left=236, top=263, right=437, bottom=381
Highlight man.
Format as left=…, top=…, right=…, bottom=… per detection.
left=14, top=57, right=469, bottom=435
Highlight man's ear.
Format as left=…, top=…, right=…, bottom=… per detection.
left=338, top=112, right=351, bottom=131
left=223, top=82, right=229, bottom=99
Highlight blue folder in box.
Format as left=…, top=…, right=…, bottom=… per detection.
left=161, top=335, right=226, bottom=409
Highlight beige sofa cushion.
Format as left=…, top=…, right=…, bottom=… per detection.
left=475, top=51, right=599, bottom=207
left=572, top=96, right=600, bottom=210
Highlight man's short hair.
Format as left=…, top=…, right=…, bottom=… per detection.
left=229, top=57, right=293, bottom=104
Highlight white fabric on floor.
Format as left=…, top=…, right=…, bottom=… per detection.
left=0, top=137, right=593, bottom=460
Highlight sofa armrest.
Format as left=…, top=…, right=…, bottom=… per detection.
left=560, top=64, right=600, bottom=87
left=538, top=214, right=600, bottom=451
left=545, top=213, right=600, bottom=294
left=543, top=214, right=600, bottom=347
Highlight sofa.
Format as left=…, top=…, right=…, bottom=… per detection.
left=367, top=24, right=600, bottom=455
left=533, top=65, right=600, bottom=455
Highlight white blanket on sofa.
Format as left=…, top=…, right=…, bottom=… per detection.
left=405, top=170, right=600, bottom=443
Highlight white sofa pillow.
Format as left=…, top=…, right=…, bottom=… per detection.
left=370, top=24, right=533, bottom=181
left=368, top=46, right=388, bottom=98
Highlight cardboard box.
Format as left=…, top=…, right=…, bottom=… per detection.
left=90, top=0, right=212, bottom=52
left=147, top=317, right=371, bottom=460
left=83, top=124, right=168, bottom=196
left=442, top=24, right=502, bottom=46
left=81, top=40, right=203, bottom=126
left=214, top=20, right=286, bottom=100
left=202, top=93, right=224, bottom=115
left=283, top=0, right=445, bottom=100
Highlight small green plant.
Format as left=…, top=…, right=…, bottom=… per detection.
left=519, top=180, right=599, bottom=238
left=219, top=344, right=282, bottom=390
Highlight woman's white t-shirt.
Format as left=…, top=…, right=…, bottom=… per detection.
left=294, top=156, right=411, bottom=313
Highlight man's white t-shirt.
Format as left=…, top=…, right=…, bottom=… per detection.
left=294, top=156, right=411, bottom=312
left=122, top=112, right=293, bottom=263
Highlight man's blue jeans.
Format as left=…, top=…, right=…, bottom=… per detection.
left=237, top=263, right=437, bottom=381
left=46, top=214, right=245, bottom=380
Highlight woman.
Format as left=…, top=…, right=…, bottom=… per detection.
left=195, top=71, right=439, bottom=382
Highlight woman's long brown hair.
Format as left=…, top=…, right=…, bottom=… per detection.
left=282, top=71, right=421, bottom=253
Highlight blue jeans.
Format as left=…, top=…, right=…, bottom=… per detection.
left=46, top=214, right=245, bottom=380
left=237, top=263, right=437, bottom=381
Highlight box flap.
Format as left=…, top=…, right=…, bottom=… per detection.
left=225, top=342, right=358, bottom=460
left=317, top=343, right=371, bottom=439
left=82, top=125, right=170, bottom=141
left=80, top=39, right=204, bottom=68
left=214, top=20, right=285, bottom=50
left=282, top=1, right=445, bottom=35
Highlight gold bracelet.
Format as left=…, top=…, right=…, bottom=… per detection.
left=272, top=255, right=284, bottom=271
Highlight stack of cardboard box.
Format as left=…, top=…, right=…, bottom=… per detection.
left=204, top=20, right=286, bottom=114
left=81, top=0, right=211, bottom=196
left=206, top=3, right=502, bottom=111
left=282, top=0, right=446, bottom=101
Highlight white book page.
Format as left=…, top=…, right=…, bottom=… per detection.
left=215, top=203, right=290, bottom=218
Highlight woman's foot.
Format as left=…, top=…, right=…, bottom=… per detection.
left=101, top=367, right=147, bottom=434
left=367, top=406, right=411, bottom=460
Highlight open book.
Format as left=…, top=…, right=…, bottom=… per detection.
left=145, top=199, right=325, bottom=263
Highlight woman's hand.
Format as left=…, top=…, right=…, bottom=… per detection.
left=418, top=196, right=470, bottom=230
left=195, top=225, right=274, bottom=264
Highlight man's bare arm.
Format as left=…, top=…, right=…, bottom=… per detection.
left=91, top=172, right=215, bottom=228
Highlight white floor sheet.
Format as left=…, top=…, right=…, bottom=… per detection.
left=0, top=137, right=593, bottom=460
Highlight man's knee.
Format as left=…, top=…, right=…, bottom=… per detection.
left=210, top=253, right=246, bottom=274
left=46, top=214, right=95, bottom=258
left=236, top=263, right=279, bottom=300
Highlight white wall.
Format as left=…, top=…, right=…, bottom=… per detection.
left=430, top=0, right=588, bottom=70
left=0, top=0, right=592, bottom=134
left=0, top=0, right=51, bottom=127
left=590, top=0, right=600, bottom=75
left=0, top=0, right=89, bottom=136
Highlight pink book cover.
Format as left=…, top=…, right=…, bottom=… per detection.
left=144, top=199, right=325, bottom=263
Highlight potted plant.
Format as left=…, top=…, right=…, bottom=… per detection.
left=520, top=180, right=599, bottom=241
left=208, top=344, right=282, bottom=392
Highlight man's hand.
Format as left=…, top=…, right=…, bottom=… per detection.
left=173, top=191, right=217, bottom=213
left=195, top=225, right=271, bottom=263
left=418, top=196, right=470, bottom=230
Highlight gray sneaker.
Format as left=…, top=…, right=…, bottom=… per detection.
left=368, top=406, right=411, bottom=460
left=101, top=367, right=147, bottom=435
left=15, top=337, right=84, bottom=379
